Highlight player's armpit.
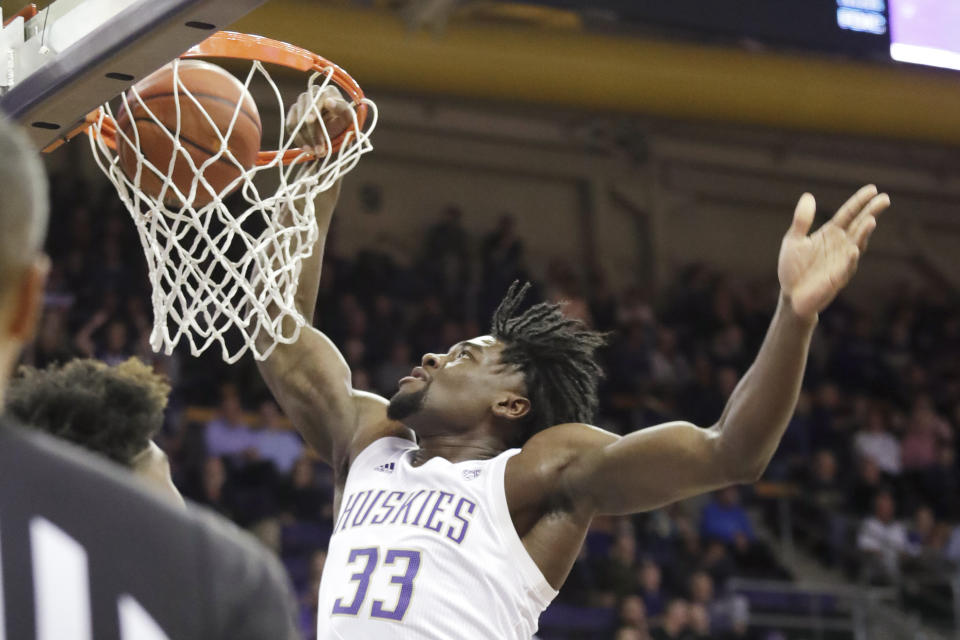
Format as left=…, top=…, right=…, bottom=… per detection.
left=257, top=326, right=368, bottom=466
left=258, top=328, right=412, bottom=469
left=510, top=421, right=741, bottom=519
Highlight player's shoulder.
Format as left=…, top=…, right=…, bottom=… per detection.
left=505, top=423, right=619, bottom=516
left=516, top=422, right=620, bottom=467
left=502, top=423, right=618, bottom=536
left=345, top=389, right=414, bottom=468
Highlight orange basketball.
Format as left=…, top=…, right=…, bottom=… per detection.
left=116, top=60, right=262, bottom=206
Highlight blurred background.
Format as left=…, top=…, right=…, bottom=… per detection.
left=8, top=0, right=960, bottom=637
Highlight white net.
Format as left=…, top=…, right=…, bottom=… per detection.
left=87, top=58, right=377, bottom=364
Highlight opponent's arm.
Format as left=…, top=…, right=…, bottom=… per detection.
left=256, top=88, right=405, bottom=467
left=513, top=186, right=890, bottom=516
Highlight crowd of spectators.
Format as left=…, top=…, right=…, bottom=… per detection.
left=26, top=169, right=960, bottom=638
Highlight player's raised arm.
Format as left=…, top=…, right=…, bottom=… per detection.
left=518, top=186, right=890, bottom=516
left=256, top=87, right=407, bottom=467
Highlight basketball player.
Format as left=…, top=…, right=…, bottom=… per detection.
left=7, top=357, right=184, bottom=506
left=260, top=89, right=890, bottom=638
left=0, top=116, right=299, bottom=639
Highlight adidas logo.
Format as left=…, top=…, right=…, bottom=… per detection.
left=374, top=462, right=395, bottom=473
left=462, top=468, right=481, bottom=480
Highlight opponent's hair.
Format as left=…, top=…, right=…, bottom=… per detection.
left=0, top=117, right=48, bottom=297
left=491, top=281, right=606, bottom=444
left=7, top=358, right=170, bottom=466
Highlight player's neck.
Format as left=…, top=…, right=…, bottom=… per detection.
left=411, top=432, right=505, bottom=466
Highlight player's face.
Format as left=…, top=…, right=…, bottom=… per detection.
left=387, top=335, right=528, bottom=433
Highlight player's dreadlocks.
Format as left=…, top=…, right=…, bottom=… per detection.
left=491, top=281, right=607, bottom=445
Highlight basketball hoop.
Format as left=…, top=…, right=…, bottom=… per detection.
left=86, top=31, right=378, bottom=364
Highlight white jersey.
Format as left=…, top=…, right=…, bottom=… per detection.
left=317, top=437, right=557, bottom=639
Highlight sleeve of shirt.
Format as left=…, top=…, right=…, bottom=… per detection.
left=193, top=507, right=302, bottom=640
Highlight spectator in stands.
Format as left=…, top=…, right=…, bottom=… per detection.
left=351, top=366, right=372, bottom=392
left=651, top=598, right=691, bottom=640
left=711, top=324, right=747, bottom=371
left=25, top=309, right=75, bottom=367
left=853, top=407, right=901, bottom=476
left=848, top=457, right=884, bottom=517
left=701, top=487, right=754, bottom=545
left=943, top=524, right=960, bottom=569
left=809, top=382, right=846, bottom=456
left=649, top=327, right=690, bottom=393
left=197, top=455, right=234, bottom=518
left=687, top=571, right=716, bottom=625
left=250, top=400, right=303, bottom=475
left=700, top=539, right=737, bottom=588
left=688, top=569, right=753, bottom=635
left=702, top=488, right=789, bottom=580
left=205, top=383, right=254, bottom=460
left=419, top=205, right=470, bottom=307
left=596, top=532, right=639, bottom=605
left=637, top=558, right=667, bottom=618
left=718, top=596, right=754, bottom=640
left=615, top=628, right=651, bottom=640
left=688, top=603, right=711, bottom=639
left=409, top=294, right=446, bottom=356
left=280, top=457, right=330, bottom=523
left=926, top=446, right=960, bottom=520
left=907, top=505, right=936, bottom=551
left=905, top=505, right=949, bottom=575
left=900, top=395, right=952, bottom=472
left=373, top=340, right=413, bottom=397
left=799, top=449, right=848, bottom=564
left=617, top=594, right=649, bottom=635
left=857, top=489, right=916, bottom=584
left=677, top=354, right=725, bottom=429
left=479, top=213, right=525, bottom=319
left=74, top=303, right=134, bottom=366
left=586, top=268, right=617, bottom=332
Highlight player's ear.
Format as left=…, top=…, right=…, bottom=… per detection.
left=492, top=392, right=530, bottom=420
left=6, top=255, right=49, bottom=343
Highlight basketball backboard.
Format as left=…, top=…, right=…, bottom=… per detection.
left=0, top=0, right=270, bottom=151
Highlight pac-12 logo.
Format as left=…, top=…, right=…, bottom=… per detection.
left=462, top=469, right=481, bottom=480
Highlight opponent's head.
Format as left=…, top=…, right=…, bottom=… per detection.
left=7, top=358, right=184, bottom=506
left=0, top=117, right=50, bottom=399
left=387, top=282, right=606, bottom=447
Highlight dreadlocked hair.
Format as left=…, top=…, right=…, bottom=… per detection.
left=490, top=281, right=608, bottom=445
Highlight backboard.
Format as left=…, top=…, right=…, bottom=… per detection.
left=0, top=0, right=270, bottom=151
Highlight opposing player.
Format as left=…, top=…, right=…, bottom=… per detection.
left=7, top=357, right=184, bottom=506
left=259, top=89, right=890, bottom=638
left=0, top=116, right=299, bottom=639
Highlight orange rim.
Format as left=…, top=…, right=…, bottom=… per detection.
left=3, top=3, right=38, bottom=28
left=89, top=31, right=369, bottom=165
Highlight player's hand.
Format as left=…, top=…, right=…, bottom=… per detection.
left=778, top=184, right=890, bottom=321
left=286, top=85, right=355, bottom=157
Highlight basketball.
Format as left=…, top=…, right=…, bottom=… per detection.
left=115, top=60, right=262, bottom=206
